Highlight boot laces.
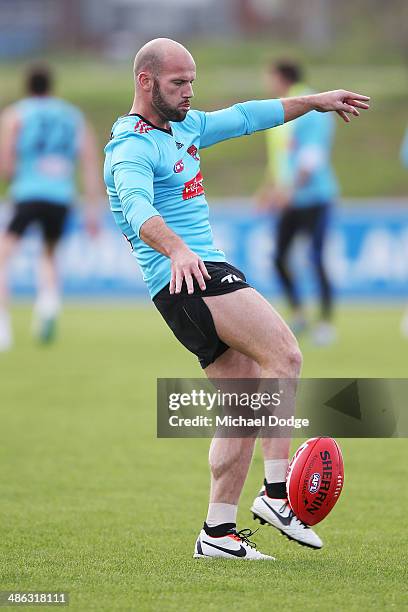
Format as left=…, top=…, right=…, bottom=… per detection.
left=228, top=527, right=259, bottom=548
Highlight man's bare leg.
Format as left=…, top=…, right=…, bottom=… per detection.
left=195, top=348, right=274, bottom=559
left=204, top=289, right=301, bottom=378
left=0, top=232, right=19, bottom=350
left=201, top=288, right=301, bottom=526
left=200, top=288, right=321, bottom=549
left=204, top=349, right=260, bottom=526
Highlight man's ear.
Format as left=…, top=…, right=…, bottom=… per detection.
left=138, top=71, right=153, bottom=92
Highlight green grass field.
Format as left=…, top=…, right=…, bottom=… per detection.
left=0, top=304, right=407, bottom=611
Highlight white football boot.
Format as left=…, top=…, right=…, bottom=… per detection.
left=194, top=527, right=275, bottom=560
left=251, top=491, right=323, bottom=549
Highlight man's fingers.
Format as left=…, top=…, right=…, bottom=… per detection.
left=198, top=259, right=211, bottom=280
left=342, top=103, right=359, bottom=116
left=343, top=91, right=370, bottom=101
left=347, top=105, right=360, bottom=116
left=170, top=254, right=212, bottom=295
left=184, top=271, right=194, bottom=294
left=169, top=267, right=176, bottom=294
left=346, top=99, right=370, bottom=110
left=175, top=269, right=183, bottom=294
left=336, top=110, right=350, bottom=123
left=192, top=267, right=206, bottom=291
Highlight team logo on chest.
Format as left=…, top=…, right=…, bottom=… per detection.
left=182, top=171, right=205, bottom=200
left=187, top=144, right=200, bottom=161
left=173, top=159, right=184, bottom=173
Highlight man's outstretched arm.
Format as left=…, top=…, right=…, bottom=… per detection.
left=199, top=89, right=370, bottom=148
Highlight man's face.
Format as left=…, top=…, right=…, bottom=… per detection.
left=151, top=64, right=196, bottom=123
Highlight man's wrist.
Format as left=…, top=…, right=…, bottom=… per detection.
left=165, top=235, right=188, bottom=258
left=281, top=95, right=318, bottom=123
left=303, top=94, right=318, bottom=112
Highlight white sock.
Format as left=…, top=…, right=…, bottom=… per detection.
left=34, top=290, right=61, bottom=319
left=264, top=459, right=289, bottom=483
left=206, top=503, right=237, bottom=527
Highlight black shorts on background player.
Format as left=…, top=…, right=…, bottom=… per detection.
left=7, top=201, right=69, bottom=244
left=153, top=261, right=250, bottom=368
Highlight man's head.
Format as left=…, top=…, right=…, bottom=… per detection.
left=133, top=38, right=196, bottom=123
left=267, top=60, right=303, bottom=97
left=26, top=64, right=53, bottom=96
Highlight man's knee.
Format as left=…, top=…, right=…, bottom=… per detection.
left=261, top=336, right=303, bottom=377
left=286, top=343, right=303, bottom=376
left=276, top=341, right=302, bottom=377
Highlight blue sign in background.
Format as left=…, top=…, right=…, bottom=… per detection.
left=2, top=200, right=408, bottom=299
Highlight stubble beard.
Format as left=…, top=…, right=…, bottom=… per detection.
left=152, top=79, right=187, bottom=123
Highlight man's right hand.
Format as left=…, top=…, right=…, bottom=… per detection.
left=169, top=246, right=211, bottom=294
left=138, top=216, right=211, bottom=294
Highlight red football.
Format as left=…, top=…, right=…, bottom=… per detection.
left=286, top=437, right=344, bottom=526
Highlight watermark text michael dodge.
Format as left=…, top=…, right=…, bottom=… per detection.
left=168, top=414, right=310, bottom=429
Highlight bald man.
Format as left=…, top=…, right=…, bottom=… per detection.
left=104, top=38, right=369, bottom=560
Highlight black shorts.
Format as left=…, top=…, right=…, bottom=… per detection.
left=7, top=201, right=69, bottom=243
left=153, top=261, right=250, bottom=369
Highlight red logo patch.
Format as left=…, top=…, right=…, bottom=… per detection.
left=182, top=171, right=205, bottom=200
left=134, top=119, right=154, bottom=134
left=187, top=144, right=200, bottom=161
left=173, top=159, right=184, bottom=174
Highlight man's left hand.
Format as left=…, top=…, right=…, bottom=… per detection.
left=312, top=90, right=370, bottom=123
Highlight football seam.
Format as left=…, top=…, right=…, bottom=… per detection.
left=298, top=437, right=321, bottom=523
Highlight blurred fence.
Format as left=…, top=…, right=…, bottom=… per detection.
left=1, top=199, right=408, bottom=300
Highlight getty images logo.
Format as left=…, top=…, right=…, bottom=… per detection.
left=221, top=274, right=241, bottom=284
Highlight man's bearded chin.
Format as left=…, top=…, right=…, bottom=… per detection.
left=152, top=80, right=187, bottom=123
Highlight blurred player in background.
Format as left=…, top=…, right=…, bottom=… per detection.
left=0, top=64, right=102, bottom=350
left=257, top=60, right=338, bottom=346
left=400, top=126, right=408, bottom=337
